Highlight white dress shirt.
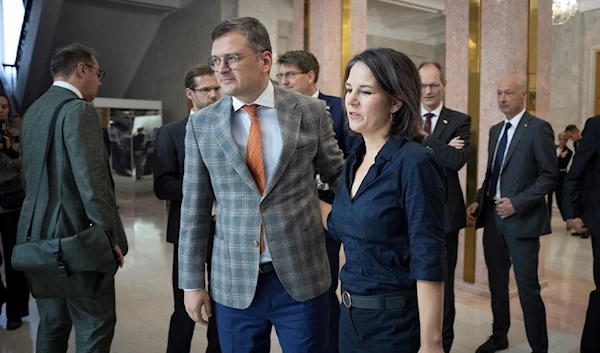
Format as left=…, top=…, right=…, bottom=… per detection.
left=53, top=81, right=83, bottom=99
left=421, top=102, right=443, bottom=133
left=490, top=109, right=526, bottom=200
left=231, top=81, right=282, bottom=264
left=311, top=90, right=320, bottom=98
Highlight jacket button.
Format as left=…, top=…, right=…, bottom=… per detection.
left=252, top=240, right=259, bottom=247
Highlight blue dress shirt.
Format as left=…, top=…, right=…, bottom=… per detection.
left=327, top=137, right=447, bottom=295
left=231, top=81, right=282, bottom=264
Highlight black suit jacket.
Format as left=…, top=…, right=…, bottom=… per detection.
left=563, top=116, right=600, bottom=233
left=154, top=117, right=187, bottom=244
left=423, top=107, right=471, bottom=233
left=474, top=112, right=558, bottom=238
left=318, top=92, right=361, bottom=204
left=557, top=146, right=573, bottom=171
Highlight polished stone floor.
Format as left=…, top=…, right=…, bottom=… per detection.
left=0, top=177, right=593, bottom=352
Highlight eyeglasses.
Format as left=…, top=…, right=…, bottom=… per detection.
left=275, top=71, right=308, bottom=80
left=191, top=86, right=221, bottom=94
left=207, top=52, right=259, bottom=71
left=421, top=83, right=442, bottom=91
left=84, top=64, right=105, bottom=81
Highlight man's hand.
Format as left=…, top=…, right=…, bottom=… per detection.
left=184, top=289, right=212, bottom=326
left=567, top=218, right=587, bottom=234
left=495, top=198, right=516, bottom=219
left=448, top=136, right=465, bottom=149
left=113, top=244, right=124, bottom=268
left=319, top=200, right=332, bottom=230
left=466, top=202, right=479, bottom=223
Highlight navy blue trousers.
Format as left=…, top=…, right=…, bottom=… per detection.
left=214, top=272, right=329, bottom=353
left=325, top=237, right=341, bottom=353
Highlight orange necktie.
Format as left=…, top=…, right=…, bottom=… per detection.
left=242, top=104, right=266, bottom=253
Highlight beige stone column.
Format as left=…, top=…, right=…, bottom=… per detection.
left=309, top=0, right=342, bottom=96
left=349, top=0, right=367, bottom=57
left=446, top=0, right=551, bottom=296
left=292, top=0, right=305, bottom=50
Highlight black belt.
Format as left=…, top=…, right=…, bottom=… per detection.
left=259, top=262, right=275, bottom=275
left=341, top=287, right=417, bottom=310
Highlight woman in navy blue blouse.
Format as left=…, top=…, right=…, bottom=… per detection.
left=322, top=48, right=447, bottom=353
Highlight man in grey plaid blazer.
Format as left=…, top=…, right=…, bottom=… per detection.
left=179, top=17, right=344, bottom=352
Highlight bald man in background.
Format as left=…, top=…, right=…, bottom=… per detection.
left=467, top=75, right=558, bottom=353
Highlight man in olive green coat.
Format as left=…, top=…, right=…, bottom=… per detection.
left=16, top=42, right=128, bottom=353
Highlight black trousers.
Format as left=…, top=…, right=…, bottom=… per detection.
left=325, top=236, right=341, bottom=353
left=581, top=223, right=600, bottom=353
left=167, top=224, right=220, bottom=353
left=339, top=294, right=420, bottom=353
left=482, top=198, right=548, bottom=353
left=547, top=171, right=566, bottom=218
left=442, top=230, right=459, bottom=353
left=0, top=210, right=30, bottom=322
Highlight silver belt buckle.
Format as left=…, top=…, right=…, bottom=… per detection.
left=342, top=291, right=352, bottom=308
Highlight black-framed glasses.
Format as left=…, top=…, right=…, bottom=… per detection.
left=191, top=86, right=221, bottom=94
left=421, top=83, right=442, bottom=91
left=207, top=52, right=259, bottom=71
left=84, top=64, right=105, bottom=81
left=275, top=71, right=308, bottom=80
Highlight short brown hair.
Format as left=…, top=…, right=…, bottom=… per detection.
left=277, top=50, right=320, bottom=83
left=212, top=17, right=272, bottom=53
left=565, top=124, right=579, bottom=132
left=50, top=42, right=98, bottom=78
left=184, top=64, right=214, bottom=89
left=345, top=48, right=424, bottom=143
left=418, top=61, right=446, bottom=83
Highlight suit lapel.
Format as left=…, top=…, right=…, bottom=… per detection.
left=487, top=123, right=502, bottom=171
left=263, top=88, right=301, bottom=198
left=213, top=99, right=260, bottom=193
left=432, top=107, right=449, bottom=138
left=502, top=112, right=531, bottom=168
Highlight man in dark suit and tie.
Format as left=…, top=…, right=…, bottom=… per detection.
left=562, top=115, right=600, bottom=353
left=418, top=61, right=471, bottom=353
left=276, top=49, right=360, bottom=353
left=154, top=64, right=222, bottom=353
left=179, top=17, right=344, bottom=353
left=565, top=124, right=592, bottom=238
left=547, top=132, right=572, bottom=222
left=466, top=75, right=558, bottom=353
left=17, top=42, right=128, bottom=352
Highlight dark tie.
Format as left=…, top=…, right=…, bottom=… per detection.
left=424, top=113, right=434, bottom=134
left=488, top=122, right=512, bottom=199
left=242, top=104, right=266, bottom=253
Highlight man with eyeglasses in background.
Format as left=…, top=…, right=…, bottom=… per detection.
left=154, top=64, right=221, bottom=353
left=276, top=49, right=359, bottom=353
left=419, top=61, right=471, bottom=353
left=17, top=42, right=127, bottom=352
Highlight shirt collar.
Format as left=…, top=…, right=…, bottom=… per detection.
left=232, top=81, right=275, bottom=111
left=189, top=108, right=195, bottom=118
left=421, top=102, right=443, bottom=117
left=53, top=81, right=84, bottom=99
left=504, top=109, right=526, bottom=127
left=311, top=89, right=320, bottom=98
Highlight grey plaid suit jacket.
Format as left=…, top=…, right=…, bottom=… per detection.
left=178, top=85, right=345, bottom=309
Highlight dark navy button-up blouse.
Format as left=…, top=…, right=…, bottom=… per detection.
left=327, top=137, right=447, bottom=296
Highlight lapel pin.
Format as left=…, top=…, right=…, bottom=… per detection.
left=524, top=123, right=528, bottom=127
left=443, top=120, right=448, bottom=124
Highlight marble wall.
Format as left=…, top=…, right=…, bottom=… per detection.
left=551, top=8, right=600, bottom=133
